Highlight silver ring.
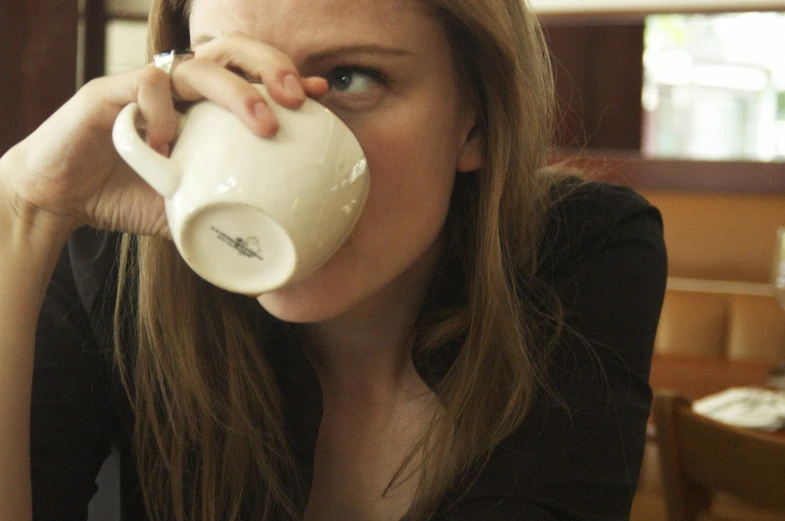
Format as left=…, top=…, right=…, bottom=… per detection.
left=154, top=49, right=195, bottom=101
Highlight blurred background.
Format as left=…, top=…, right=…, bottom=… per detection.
left=2, top=0, right=784, bottom=163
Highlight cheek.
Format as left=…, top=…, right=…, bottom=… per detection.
left=354, top=138, right=452, bottom=252
left=352, top=99, right=463, bottom=219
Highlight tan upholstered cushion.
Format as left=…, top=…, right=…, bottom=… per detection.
left=654, top=290, right=728, bottom=357
left=632, top=191, right=785, bottom=521
left=640, top=191, right=785, bottom=284
left=654, top=289, right=785, bottom=361
left=727, top=295, right=785, bottom=362
left=655, top=286, right=785, bottom=361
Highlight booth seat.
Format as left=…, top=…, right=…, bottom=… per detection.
left=630, top=190, right=785, bottom=521
left=638, top=189, right=785, bottom=361
left=640, top=190, right=784, bottom=284
left=655, top=281, right=785, bottom=361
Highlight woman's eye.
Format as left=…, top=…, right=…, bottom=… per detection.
left=326, top=67, right=383, bottom=94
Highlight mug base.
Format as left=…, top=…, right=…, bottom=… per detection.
left=180, top=203, right=296, bottom=294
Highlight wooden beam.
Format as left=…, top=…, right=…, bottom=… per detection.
left=552, top=151, right=785, bottom=193
left=83, top=0, right=107, bottom=84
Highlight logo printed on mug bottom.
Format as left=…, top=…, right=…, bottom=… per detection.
left=210, top=226, right=264, bottom=261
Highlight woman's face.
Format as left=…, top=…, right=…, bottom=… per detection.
left=190, top=0, right=482, bottom=323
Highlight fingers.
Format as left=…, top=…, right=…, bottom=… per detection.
left=16, top=36, right=325, bottom=239
left=169, top=34, right=329, bottom=137
left=168, top=59, right=279, bottom=136
left=80, top=67, right=179, bottom=151
left=97, top=34, right=327, bottom=142
left=193, top=35, right=306, bottom=107
left=135, top=67, right=179, bottom=153
left=302, top=77, right=330, bottom=98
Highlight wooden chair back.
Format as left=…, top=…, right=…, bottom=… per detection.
left=652, top=391, right=785, bottom=521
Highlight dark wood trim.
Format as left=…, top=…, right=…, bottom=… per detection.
left=0, top=1, right=11, bottom=154
left=83, top=0, right=107, bottom=84
left=0, top=1, right=79, bottom=155
left=104, top=13, right=148, bottom=22
left=540, top=14, right=647, bottom=25
left=552, top=151, right=785, bottom=194
left=539, top=7, right=785, bottom=24
left=543, top=22, right=645, bottom=151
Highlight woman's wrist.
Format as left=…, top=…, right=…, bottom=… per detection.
left=0, top=164, right=72, bottom=297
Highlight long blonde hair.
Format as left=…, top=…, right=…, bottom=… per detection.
left=115, top=0, right=564, bottom=519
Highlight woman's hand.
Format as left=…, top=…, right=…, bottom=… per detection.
left=0, top=38, right=327, bottom=520
left=0, top=34, right=328, bottom=243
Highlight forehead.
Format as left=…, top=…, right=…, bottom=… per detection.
left=189, top=0, right=439, bottom=59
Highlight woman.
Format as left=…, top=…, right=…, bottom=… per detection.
left=0, top=0, right=667, bottom=519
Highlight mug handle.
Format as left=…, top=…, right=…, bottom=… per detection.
left=112, top=102, right=182, bottom=198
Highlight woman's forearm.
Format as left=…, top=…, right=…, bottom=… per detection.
left=0, top=169, right=71, bottom=521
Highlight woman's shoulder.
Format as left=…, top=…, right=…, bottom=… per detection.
left=546, top=178, right=661, bottom=230
left=538, top=178, right=664, bottom=267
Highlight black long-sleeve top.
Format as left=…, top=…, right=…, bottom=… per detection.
left=30, top=181, right=667, bottom=520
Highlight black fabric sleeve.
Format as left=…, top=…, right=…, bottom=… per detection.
left=30, top=232, right=118, bottom=521
left=442, top=183, right=667, bottom=520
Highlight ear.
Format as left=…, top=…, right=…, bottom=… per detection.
left=456, top=124, right=483, bottom=173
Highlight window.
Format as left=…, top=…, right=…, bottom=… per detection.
left=643, top=12, right=785, bottom=161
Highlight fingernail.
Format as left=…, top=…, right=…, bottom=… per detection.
left=282, top=73, right=304, bottom=99
left=253, top=101, right=278, bottom=134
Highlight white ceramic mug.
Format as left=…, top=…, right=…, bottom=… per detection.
left=112, top=84, right=369, bottom=294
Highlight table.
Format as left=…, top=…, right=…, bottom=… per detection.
left=648, top=353, right=785, bottom=439
left=635, top=356, right=785, bottom=521
left=649, top=353, right=775, bottom=400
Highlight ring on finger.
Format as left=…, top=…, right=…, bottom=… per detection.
left=154, top=49, right=195, bottom=102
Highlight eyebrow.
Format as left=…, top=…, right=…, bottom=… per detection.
left=190, top=35, right=413, bottom=64
left=299, top=45, right=414, bottom=67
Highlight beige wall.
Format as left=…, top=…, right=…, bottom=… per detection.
left=106, top=20, right=147, bottom=74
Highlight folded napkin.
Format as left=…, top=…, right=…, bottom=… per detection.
left=692, top=387, right=785, bottom=432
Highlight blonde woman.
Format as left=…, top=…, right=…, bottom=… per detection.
left=0, top=0, right=667, bottom=520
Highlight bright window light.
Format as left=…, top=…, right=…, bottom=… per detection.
left=643, top=12, right=785, bottom=161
